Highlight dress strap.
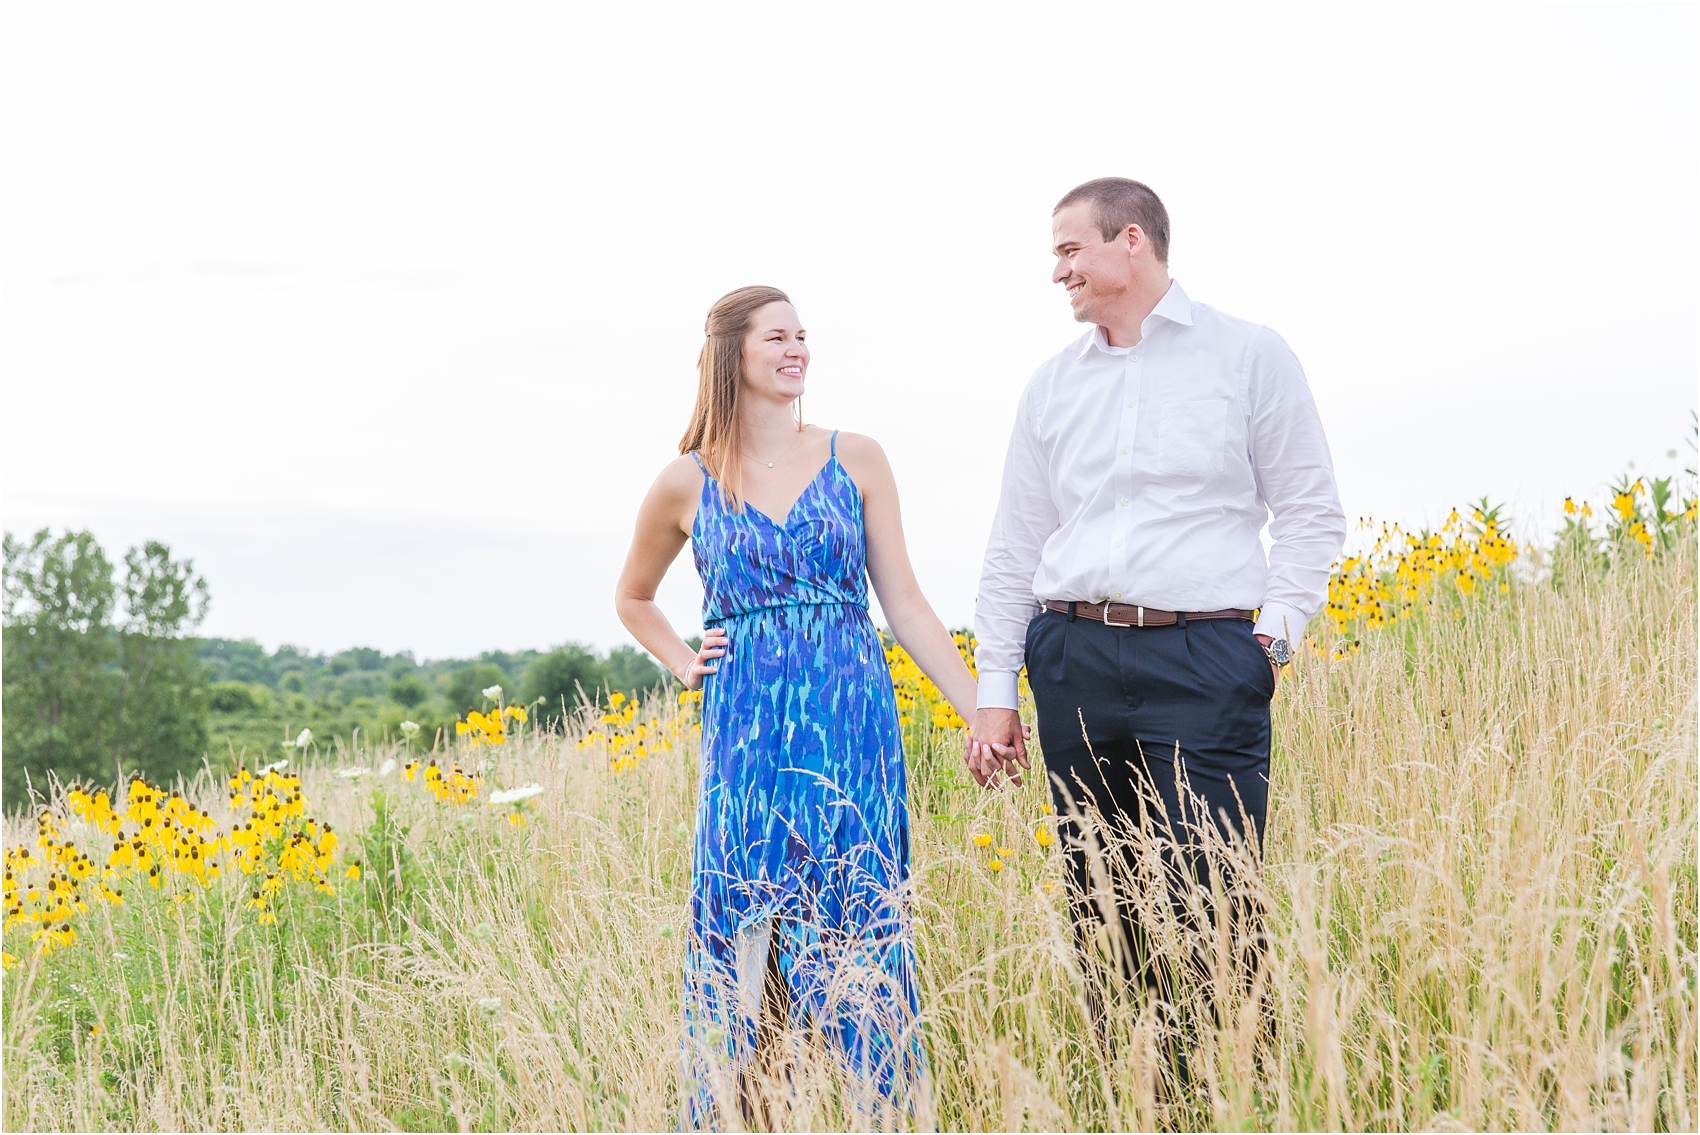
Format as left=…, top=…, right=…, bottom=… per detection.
left=688, top=450, right=708, bottom=475
left=830, top=430, right=839, bottom=459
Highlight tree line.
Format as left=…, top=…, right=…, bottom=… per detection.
left=1, top=528, right=668, bottom=811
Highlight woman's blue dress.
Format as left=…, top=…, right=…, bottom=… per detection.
left=682, top=432, right=922, bottom=1126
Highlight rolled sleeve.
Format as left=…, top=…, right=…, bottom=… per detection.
left=975, top=669, right=1022, bottom=711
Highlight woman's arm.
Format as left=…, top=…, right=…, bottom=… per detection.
left=836, top=433, right=981, bottom=727
left=614, top=457, right=726, bottom=690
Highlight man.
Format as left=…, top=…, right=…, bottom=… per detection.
left=968, top=178, right=1345, bottom=1032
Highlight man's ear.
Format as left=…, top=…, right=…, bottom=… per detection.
left=1122, top=223, right=1145, bottom=255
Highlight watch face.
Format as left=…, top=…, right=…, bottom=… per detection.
left=1269, top=638, right=1291, bottom=665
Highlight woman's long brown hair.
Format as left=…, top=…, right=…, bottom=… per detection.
left=677, top=285, right=797, bottom=511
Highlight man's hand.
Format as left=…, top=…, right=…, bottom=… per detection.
left=966, top=707, right=1031, bottom=787
left=1255, top=633, right=1281, bottom=689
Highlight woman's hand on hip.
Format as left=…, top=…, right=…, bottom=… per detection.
left=682, top=627, right=728, bottom=691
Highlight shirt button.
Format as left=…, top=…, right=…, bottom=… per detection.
left=1120, top=448, right=1129, bottom=455
left=1113, top=541, right=1121, bottom=548
left=1120, top=498, right=1129, bottom=505
left=1129, top=355, right=1138, bottom=362
left=1113, top=591, right=1122, bottom=599
left=1126, top=401, right=1135, bottom=408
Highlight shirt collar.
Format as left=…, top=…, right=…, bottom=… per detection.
left=1149, top=279, right=1194, bottom=327
left=1075, top=279, right=1195, bottom=360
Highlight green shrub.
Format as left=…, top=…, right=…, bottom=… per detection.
left=207, top=682, right=264, bottom=714
left=388, top=674, right=428, bottom=707
left=445, top=663, right=508, bottom=715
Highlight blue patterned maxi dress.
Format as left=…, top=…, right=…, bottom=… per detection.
left=682, top=433, right=923, bottom=1127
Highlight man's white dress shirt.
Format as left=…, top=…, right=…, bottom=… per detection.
left=975, top=281, right=1346, bottom=710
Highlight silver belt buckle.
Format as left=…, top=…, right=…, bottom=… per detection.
left=1103, top=603, right=1135, bottom=628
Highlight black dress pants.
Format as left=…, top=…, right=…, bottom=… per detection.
left=1025, top=607, right=1274, bottom=1018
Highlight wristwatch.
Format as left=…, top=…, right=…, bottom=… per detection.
left=1263, top=637, right=1291, bottom=666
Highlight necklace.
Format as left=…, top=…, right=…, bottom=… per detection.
left=741, top=431, right=806, bottom=469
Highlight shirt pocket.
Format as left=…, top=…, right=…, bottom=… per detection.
left=1155, top=398, right=1229, bottom=478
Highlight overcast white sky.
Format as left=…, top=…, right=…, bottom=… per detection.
left=2, top=2, right=1695, bottom=660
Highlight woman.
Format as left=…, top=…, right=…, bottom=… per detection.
left=615, top=285, right=977, bottom=1127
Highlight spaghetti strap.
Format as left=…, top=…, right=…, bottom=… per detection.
left=830, top=429, right=839, bottom=459
left=689, top=450, right=708, bottom=474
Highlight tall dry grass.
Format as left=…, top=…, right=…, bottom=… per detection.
left=4, top=540, right=1694, bottom=1131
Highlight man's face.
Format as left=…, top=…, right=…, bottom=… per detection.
left=1051, top=202, right=1136, bottom=324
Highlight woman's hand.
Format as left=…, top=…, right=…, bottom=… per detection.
left=681, top=627, right=728, bottom=691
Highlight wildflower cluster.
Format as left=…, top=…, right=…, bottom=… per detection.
left=884, top=631, right=978, bottom=730
left=403, top=757, right=484, bottom=804
left=3, top=810, right=112, bottom=963
left=1562, top=474, right=1696, bottom=561
left=225, top=765, right=354, bottom=919
left=90, top=778, right=229, bottom=894
left=580, top=689, right=689, bottom=774
left=455, top=704, right=527, bottom=747
left=1324, top=503, right=1521, bottom=636
left=3, top=765, right=350, bottom=965
left=970, top=803, right=1055, bottom=878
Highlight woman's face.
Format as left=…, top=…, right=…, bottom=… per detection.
left=741, top=301, right=808, bottom=403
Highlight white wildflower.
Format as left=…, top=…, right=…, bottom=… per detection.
left=295, top=728, right=313, bottom=749
left=258, top=758, right=289, bottom=775
left=481, top=685, right=502, bottom=700
left=398, top=721, right=421, bottom=738
left=487, top=783, right=545, bottom=806
left=337, top=767, right=372, bottom=779
left=475, top=996, right=503, bottom=1015
left=378, top=758, right=398, bottom=777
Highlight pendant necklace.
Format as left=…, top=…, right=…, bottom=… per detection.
left=742, top=431, right=805, bottom=469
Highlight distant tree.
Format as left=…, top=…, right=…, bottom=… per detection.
left=521, top=644, right=604, bottom=725
left=2, top=530, right=209, bottom=810
left=445, top=662, right=508, bottom=715
left=3, top=531, right=119, bottom=807
left=199, top=639, right=276, bottom=685
left=339, top=647, right=384, bottom=672
left=388, top=674, right=428, bottom=708
left=605, top=645, right=668, bottom=701
left=112, top=541, right=212, bottom=779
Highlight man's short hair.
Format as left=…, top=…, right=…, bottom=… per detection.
left=1054, top=178, right=1170, bottom=265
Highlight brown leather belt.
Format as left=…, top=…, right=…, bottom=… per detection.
left=1043, top=600, right=1255, bottom=628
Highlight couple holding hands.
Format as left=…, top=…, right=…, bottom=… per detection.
left=616, top=177, right=1346, bottom=1125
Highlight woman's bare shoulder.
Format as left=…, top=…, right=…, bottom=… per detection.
left=649, top=453, right=707, bottom=505
left=830, top=430, right=889, bottom=463
left=828, top=430, right=895, bottom=490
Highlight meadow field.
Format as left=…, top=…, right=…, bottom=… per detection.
left=3, top=495, right=1695, bottom=1132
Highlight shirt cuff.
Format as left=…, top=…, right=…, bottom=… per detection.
left=976, top=670, right=1021, bottom=711
left=1253, top=603, right=1307, bottom=643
